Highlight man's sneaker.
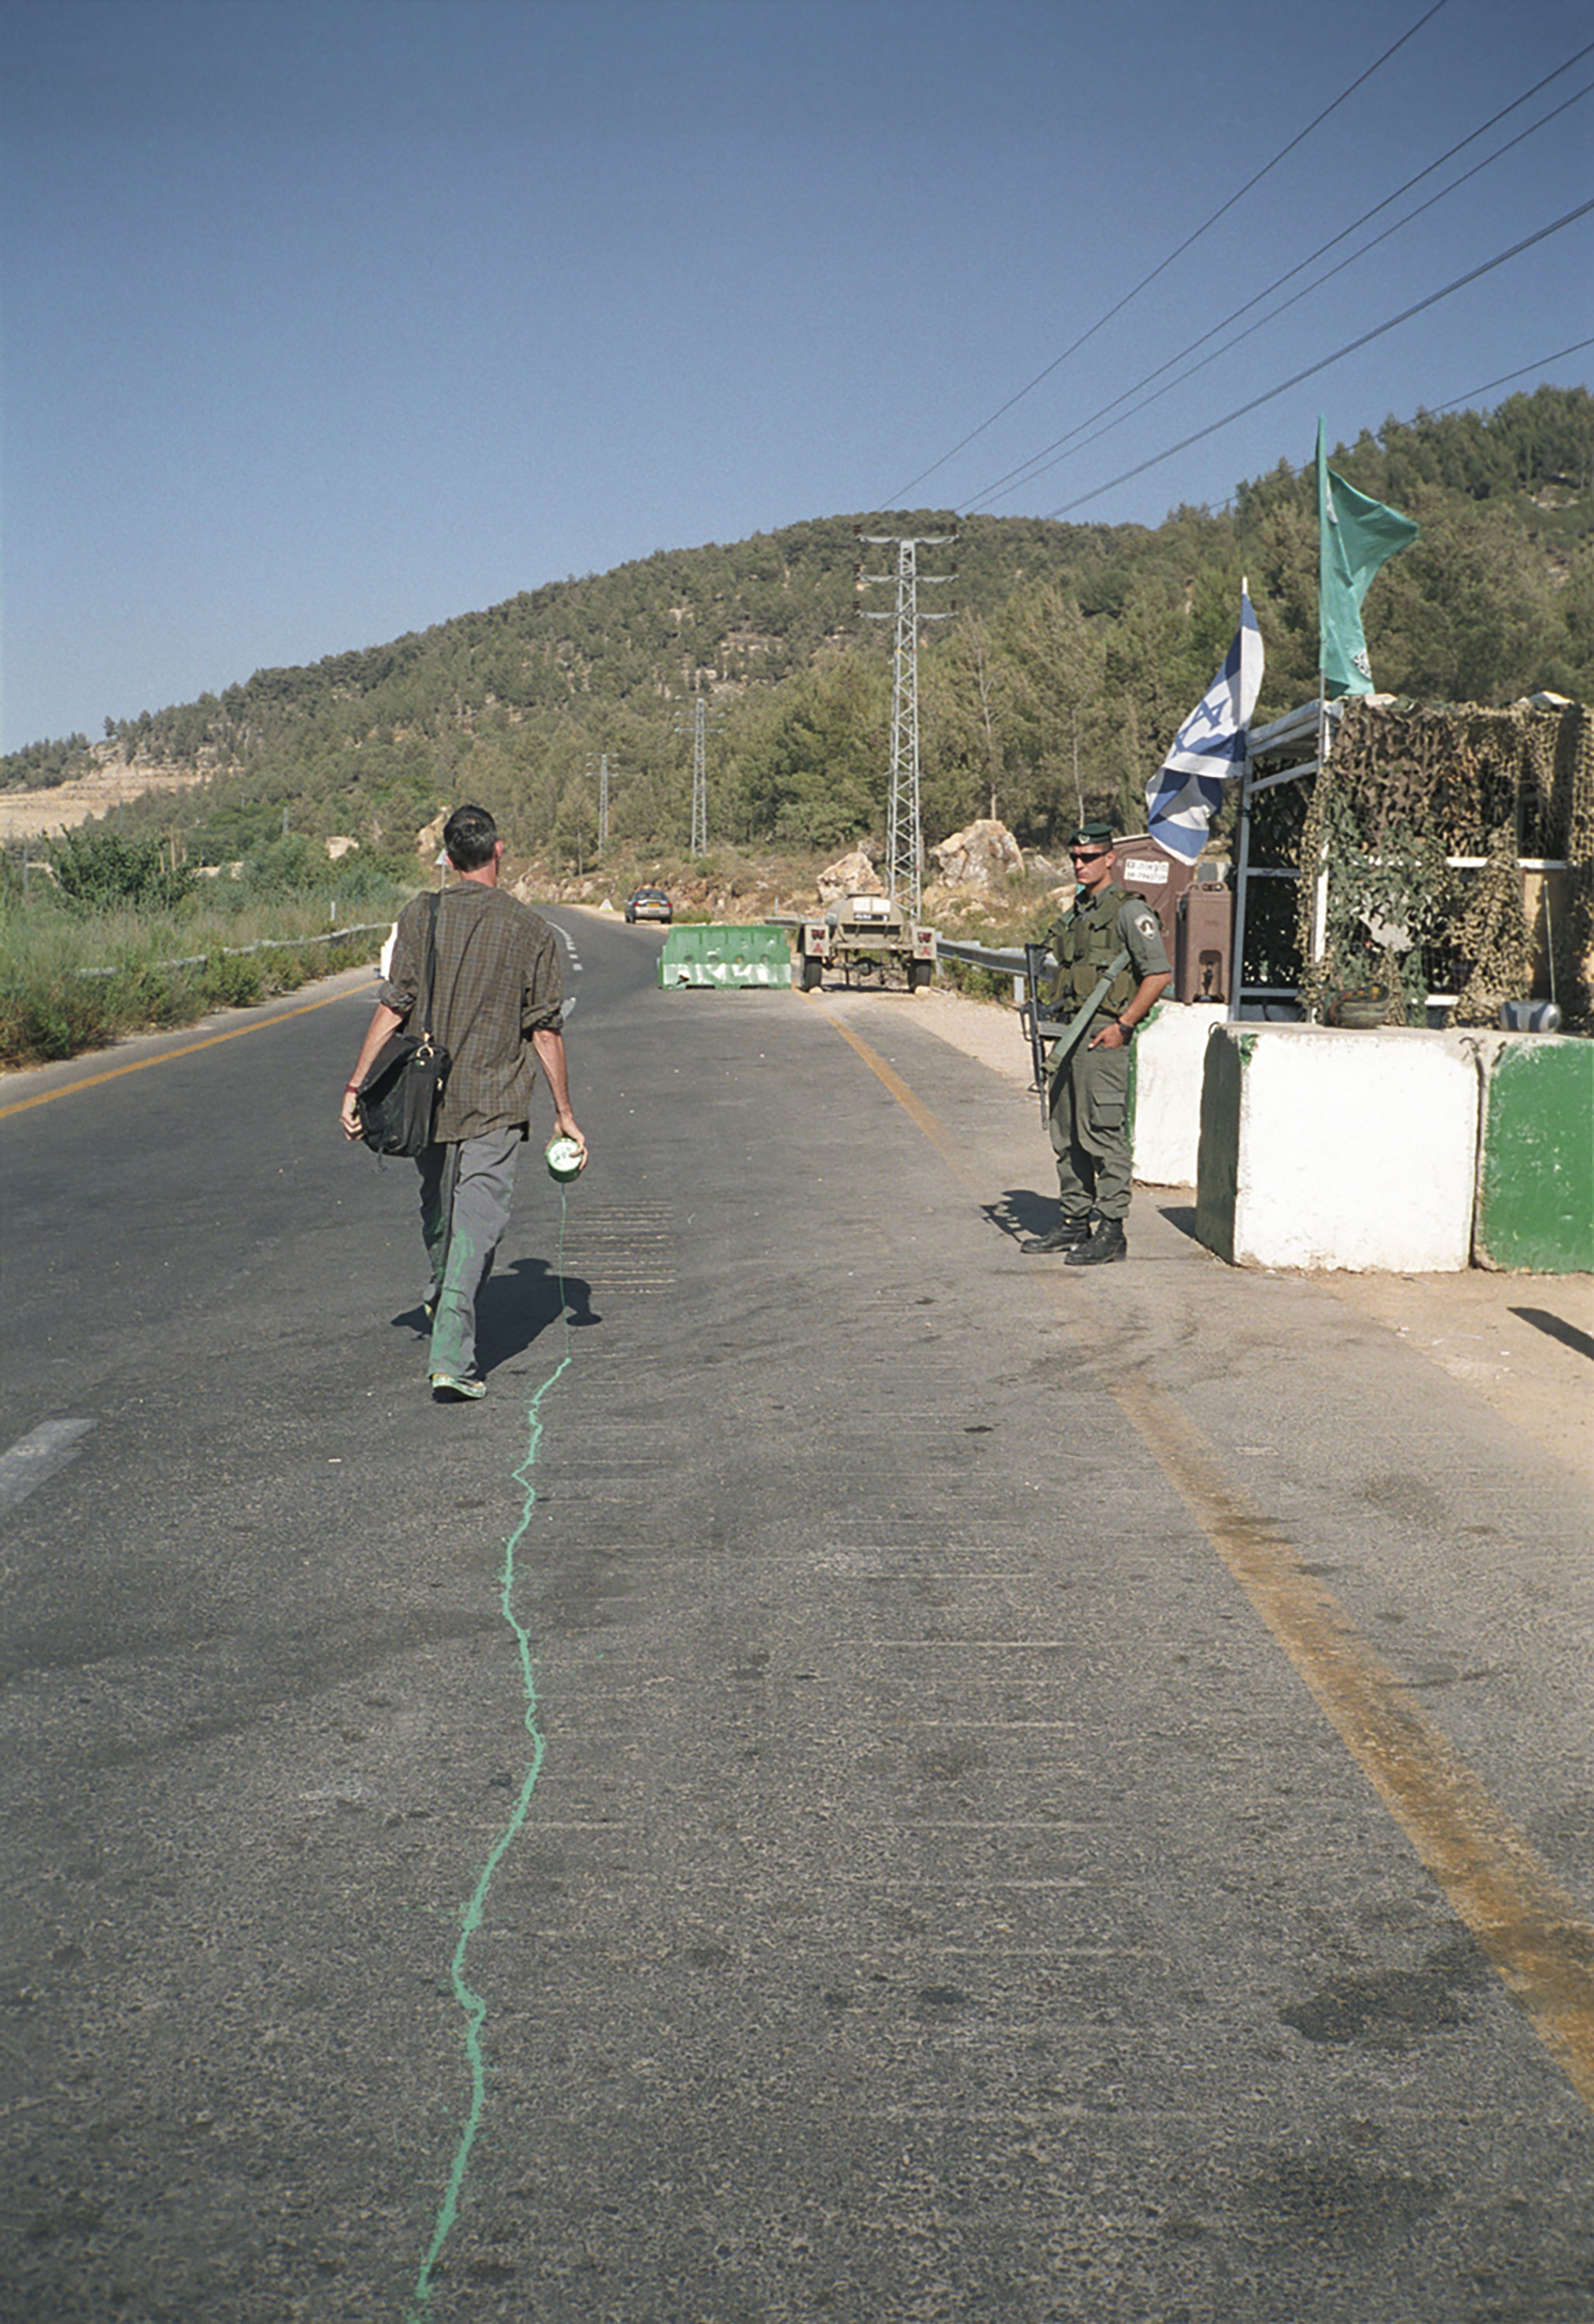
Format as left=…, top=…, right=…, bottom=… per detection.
left=1020, top=1216, right=1093, bottom=1254
left=1064, top=1218, right=1127, bottom=1267
left=430, top=1371, right=487, bottom=1401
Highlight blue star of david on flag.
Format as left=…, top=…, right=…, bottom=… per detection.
left=1146, top=589, right=1264, bottom=864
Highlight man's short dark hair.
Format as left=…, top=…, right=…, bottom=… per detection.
left=443, top=805, right=499, bottom=871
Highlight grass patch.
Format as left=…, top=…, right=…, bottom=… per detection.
left=938, top=957, right=1020, bottom=1007
left=0, top=897, right=390, bottom=1069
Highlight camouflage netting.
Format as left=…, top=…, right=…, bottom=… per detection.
left=1293, top=698, right=1593, bottom=1028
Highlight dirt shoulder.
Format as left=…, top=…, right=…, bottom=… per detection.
left=859, top=976, right=1594, bottom=1497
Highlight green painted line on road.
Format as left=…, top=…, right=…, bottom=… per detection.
left=407, top=1194, right=572, bottom=2322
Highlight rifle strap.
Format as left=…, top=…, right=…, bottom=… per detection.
left=1044, top=946, right=1132, bottom=1080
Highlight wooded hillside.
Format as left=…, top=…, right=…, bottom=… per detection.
left=7, top=387, right=1591, bottom=870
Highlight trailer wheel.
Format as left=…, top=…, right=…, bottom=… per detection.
left=907, top=959, right=932, bottom=993
left=799, top=955, right=823, bottom=992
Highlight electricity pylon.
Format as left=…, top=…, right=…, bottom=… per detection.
left=691, top=700, right=708, bottom=855
left=586, top=752, right=614, bottom=850
left=858, top=529, right=956, bottom=917
left=674, top=693, right=723, bottom=855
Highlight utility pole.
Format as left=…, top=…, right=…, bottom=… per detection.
left=673, top=693, right=723, bottom=856
left=857, top=528, right=956, bottom=917
left=691, top=701, right=707, bottom=856
left=586, top=752, right=614, bottom=850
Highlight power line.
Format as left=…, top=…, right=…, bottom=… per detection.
left=964, top=67, right=1594, bottom=513
left=883, top=0, right=1453, bottom=506
left=958, top=46, right=1594, bottom=515
left=1431, top=337, right=1594, bottom=412
left=1035, top=197, right=1594, bottom=520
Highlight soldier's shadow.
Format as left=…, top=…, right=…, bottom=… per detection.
left=983, top=1187, right=1056, bottom=1245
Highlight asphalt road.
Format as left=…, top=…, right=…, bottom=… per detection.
left=2, top=911, right=1591, bottom=2324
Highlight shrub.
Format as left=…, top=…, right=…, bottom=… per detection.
left=200, top=951, right=265, bottom=1008
left=0, top=975, right=116, bottom=1064
left=46, top=827, right=196, bottom=913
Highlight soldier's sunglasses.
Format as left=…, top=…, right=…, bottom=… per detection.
left=1070, top=847, right=1109, bottom=860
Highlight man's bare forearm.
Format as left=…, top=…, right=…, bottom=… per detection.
left=340, top=1001, right=406, bottom=1137
left=532, top=1026, right=586, bottom=1152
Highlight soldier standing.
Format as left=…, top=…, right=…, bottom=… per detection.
left=1022, top=821, right=1170, bottom=1267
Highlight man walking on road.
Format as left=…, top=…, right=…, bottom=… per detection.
left=1022, top=820, right=1169, bottom=1267
left=340, top=805, right=587, bottom=1399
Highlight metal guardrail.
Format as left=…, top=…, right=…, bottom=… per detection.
left=70, top=922, right=391, bottom=981
left=933, top=937, right=1028, bottom=981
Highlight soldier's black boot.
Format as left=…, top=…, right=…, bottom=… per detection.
left=1064, top=1217, right=1127, bottom=1267
left=1020, top=1215, right=1093, bottom=1254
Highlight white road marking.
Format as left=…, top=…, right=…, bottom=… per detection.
left=549, top=921, right=584, bottom=972
left=0, top=1420, right=97, bottom=1517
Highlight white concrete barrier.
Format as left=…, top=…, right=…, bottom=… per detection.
left=1196, top=1025, right=1480, bottom=1272
left=1131, top=1002, right=1224, bottom=1186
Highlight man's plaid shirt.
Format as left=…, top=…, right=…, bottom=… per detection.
left=379, top=884, right=563, bottom=1142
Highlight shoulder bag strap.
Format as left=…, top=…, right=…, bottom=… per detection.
left=417, top=892, right=442, bottom=1054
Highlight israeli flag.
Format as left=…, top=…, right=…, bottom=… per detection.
left=1146, top=588, right=1264, bottom=863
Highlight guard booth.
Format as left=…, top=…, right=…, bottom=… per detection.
left=1114, top=830, right=1233, bottom=1002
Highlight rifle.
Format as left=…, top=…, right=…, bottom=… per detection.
left=1019, top=943, right=1132, bottom=1125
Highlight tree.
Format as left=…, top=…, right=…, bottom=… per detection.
left=46, top=826, right=196, bottom=913
left=732, top=652, right=888, bottom=850
left=921, top=613, right=1015, bottom=836
left=998, top=587, right=1111, bottom=843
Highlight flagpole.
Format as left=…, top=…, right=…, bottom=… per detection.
left=1308, top=672, right=1332, bottom=1002
left=1227, top=574, right=1255, bottom=1023
left=1230, top=745, right=1254, bottom=1023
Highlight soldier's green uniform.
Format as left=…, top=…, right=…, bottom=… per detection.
left=1025, top=822, right=1171, bottom=1264
left=1041, top=882, right=1169, bottom=1223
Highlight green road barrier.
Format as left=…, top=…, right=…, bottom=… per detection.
left=658, top=924, right=793, bottom=989
left=1474, top=1035, right=1594, bottom=1273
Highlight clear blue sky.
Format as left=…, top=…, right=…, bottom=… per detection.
left=3, top=0, right=1589, bottom=751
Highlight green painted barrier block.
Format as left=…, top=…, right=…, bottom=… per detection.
left=658, top=924, right=793, bottom=989
left=1194, top=1024, right=1246, bottom=1265
left=1474, top=1035, right=1594, bottom=1273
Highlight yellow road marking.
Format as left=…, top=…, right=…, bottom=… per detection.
left=0, top=985, right=365, bottom=1121
left=824, top=999, right=1594, bottom=2112
left=814, top=1003, right=986, bottom=1188
left=1101, top=1367, right=1594, bottom=2112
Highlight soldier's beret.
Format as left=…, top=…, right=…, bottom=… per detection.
left=1068, top=820, right=1115, bottom=849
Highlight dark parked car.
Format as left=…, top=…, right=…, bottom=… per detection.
left=625, top=888, right=673, bottom=924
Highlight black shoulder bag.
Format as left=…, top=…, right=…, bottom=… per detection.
left=356, top=894, right=452, bottom=1157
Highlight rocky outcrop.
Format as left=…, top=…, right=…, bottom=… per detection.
left=929, top=818, right=1024, bottom=888
left=816, top=848, right=883, bottom=906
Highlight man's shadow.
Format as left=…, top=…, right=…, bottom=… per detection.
left=393, top=1257, right=600, bottom=1370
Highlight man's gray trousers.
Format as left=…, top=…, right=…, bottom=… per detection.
left=417, top=1127, right=522, bottom=1378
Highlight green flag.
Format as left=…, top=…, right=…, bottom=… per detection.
left=1317, top=417, right=1419, bottom=698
